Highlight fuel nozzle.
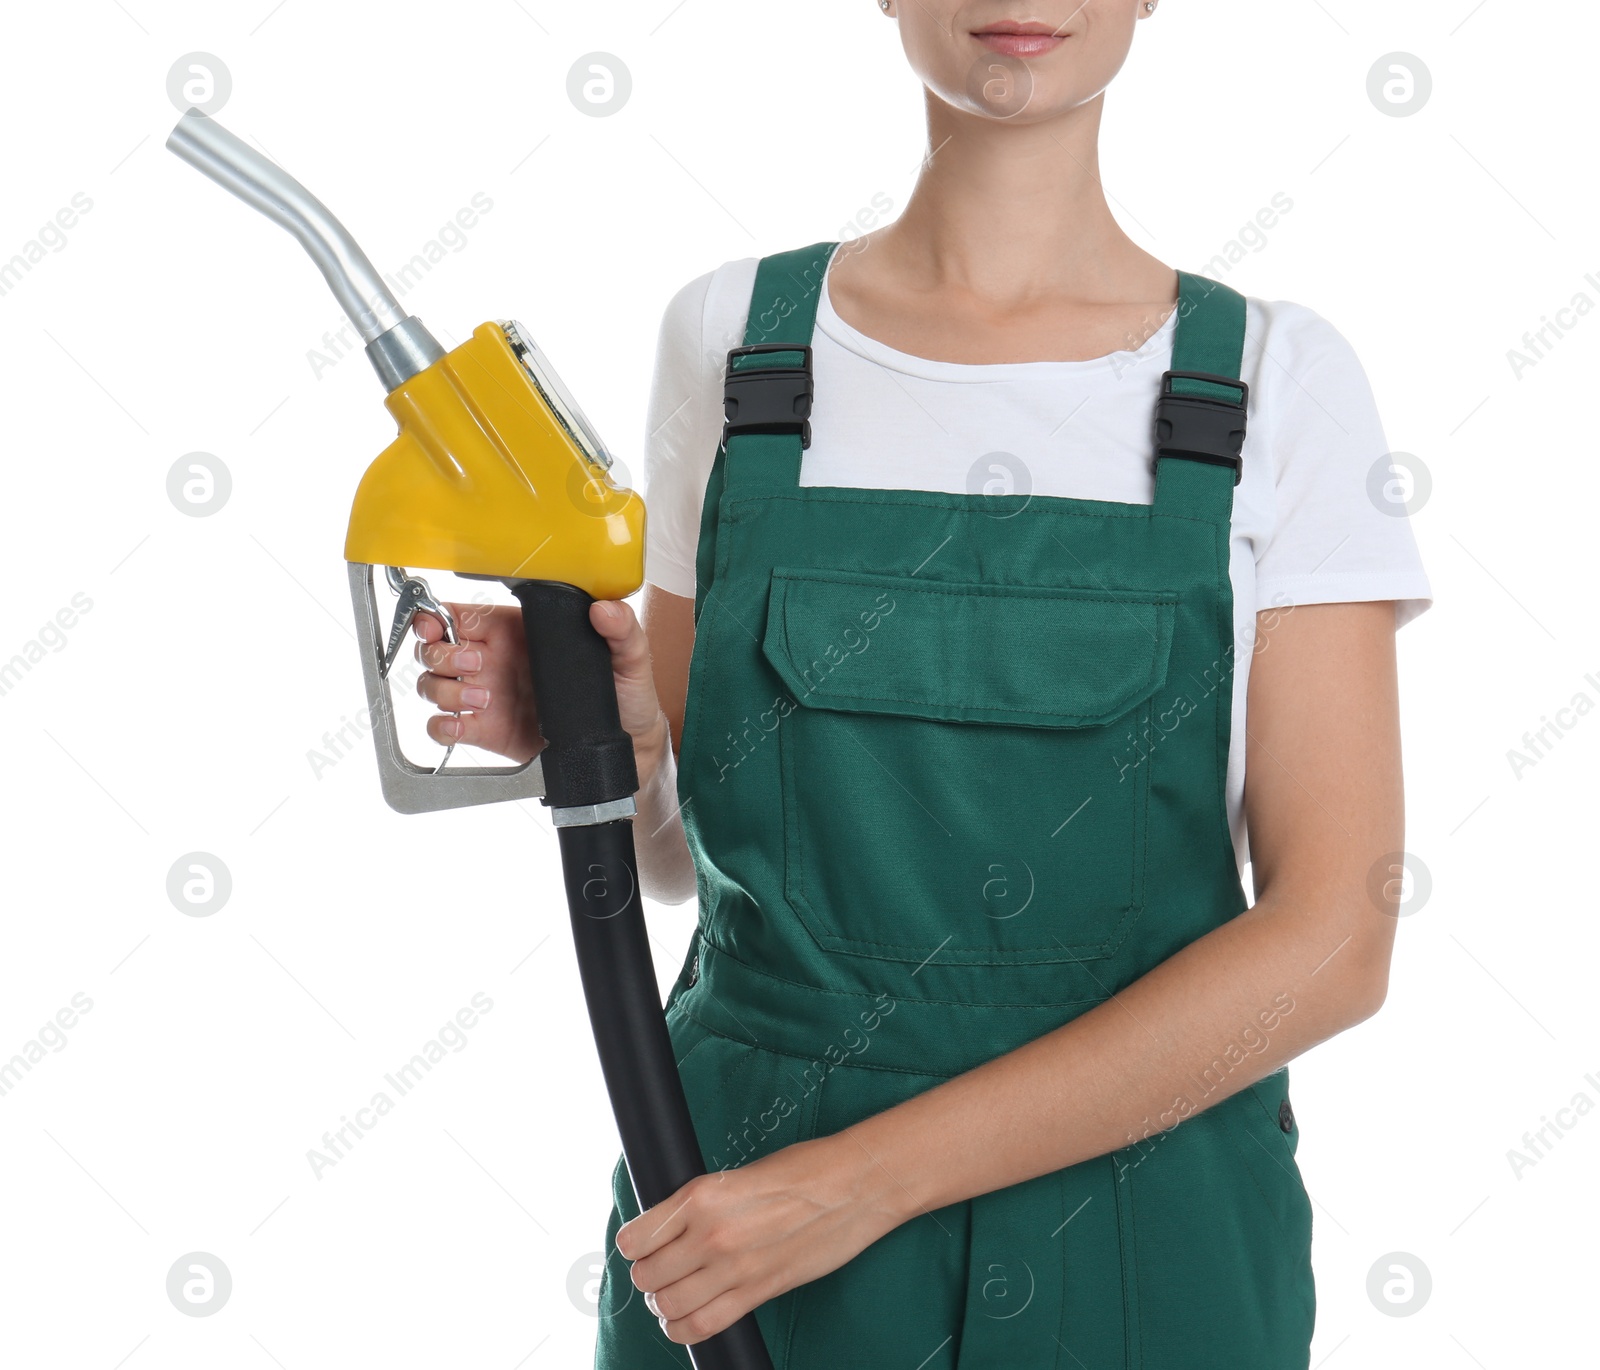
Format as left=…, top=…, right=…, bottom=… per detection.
left=164, top=107, right=774, bottom=1370
left=165, top=108, right=444, bottom=391
left=165, top=105, right=646, bottom=809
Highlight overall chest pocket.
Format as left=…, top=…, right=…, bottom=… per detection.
left=760, top=566, right=1177, bottom=968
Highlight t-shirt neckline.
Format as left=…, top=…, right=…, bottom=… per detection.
left=814, top=254, right=1179, bottom=383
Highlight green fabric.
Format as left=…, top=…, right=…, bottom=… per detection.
left=761, top=568, right=1175, bottom=729
left=596, top=255, right=1314, bottom=1369
left=693, top=242, right=838, bottom=624
left=1170, top=269, right=1247, bottom=396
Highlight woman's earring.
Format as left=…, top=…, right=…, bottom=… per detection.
left=880, top=0, right=892, bottom=11
left=1144, top=1, right=1156, bottom=9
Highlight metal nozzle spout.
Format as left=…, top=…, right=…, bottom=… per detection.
left=166, top=108, right=443, bottom=389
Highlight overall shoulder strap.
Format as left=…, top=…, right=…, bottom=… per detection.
left=720, top=241, right=839, bottom=494
left=1152, top=271, right=1249, bottom=522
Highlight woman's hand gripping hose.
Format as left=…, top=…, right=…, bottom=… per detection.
left=411, top=597, right=697, bottom=905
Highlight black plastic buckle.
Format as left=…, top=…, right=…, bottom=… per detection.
left=723, top=342, right=814, bottom=449
left=1153, top=369, right=1249, bottom=485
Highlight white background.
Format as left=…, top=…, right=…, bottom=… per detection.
left=0, top=1, right=1593, bottom=1366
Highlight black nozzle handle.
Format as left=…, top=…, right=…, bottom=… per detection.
left=513, top=580, right=639, bottom=810
left=517, top=583, right=776, bottom=1370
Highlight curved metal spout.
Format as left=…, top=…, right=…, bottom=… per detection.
left=166, top=108, right=443, bottom=389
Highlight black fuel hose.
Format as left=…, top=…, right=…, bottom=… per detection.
left=514, top=580, right=775, bottom=1370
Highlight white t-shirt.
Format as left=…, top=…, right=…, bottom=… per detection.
left=642, top=255, right=1433, bottom=876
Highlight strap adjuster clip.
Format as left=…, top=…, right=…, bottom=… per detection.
left=1153, top=369, right=1249, bottom=485
left=723, top=343, right=814, bottom=449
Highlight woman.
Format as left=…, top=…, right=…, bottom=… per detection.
left=414, top=3, right=1432, bottom=1366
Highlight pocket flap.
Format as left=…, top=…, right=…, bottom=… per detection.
left=760, top=567, right=1176, bottom=729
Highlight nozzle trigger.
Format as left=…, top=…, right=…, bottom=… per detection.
left=381, top=568, right=460, bottom=775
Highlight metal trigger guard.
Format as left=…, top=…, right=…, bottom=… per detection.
left=349, top=562, right=545, bottom=814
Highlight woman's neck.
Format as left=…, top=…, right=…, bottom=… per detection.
left=891, top=91, right=1164, bottom=303
left=827, top=92, right=1179, bottom=363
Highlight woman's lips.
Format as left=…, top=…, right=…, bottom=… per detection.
left=973, top=25, right=1065, bottom=58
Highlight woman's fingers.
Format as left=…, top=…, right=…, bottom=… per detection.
left=617, top=1184, right=693, bottom=1261
left=589, top=598, right=668, bottom=740
left=410, top=608, right=447, bottom=645
left=424, top=710, right=481, bottom=747
left=643, top=1269, right=745, bottom=1343
left=407, top=601, right=541, bottom=764
left=623, top=1189, right=757, bottom=1349
left=660, top=1287, right=754, bottom=1347
left=589, top=599, right=651, bottom=679
left=416, top=671, right=491, bottom=713
left=411, top=609, right=483, bottom=673
left=413, top=605, right=491, bottom=709
left=417, top=638, right=483, bottom=677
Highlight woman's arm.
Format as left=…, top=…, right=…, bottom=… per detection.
left=643, top=583, right=695, bottom=762
left=630, top=584, right=698, bottom=905
left=618, top=598, right=1406, bottom=1344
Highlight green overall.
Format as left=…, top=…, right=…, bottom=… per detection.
left=595, top=245, right=1316, bottom=1369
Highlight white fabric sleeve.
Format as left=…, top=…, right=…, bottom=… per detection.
left=641, top=260, right=758, bottom=598
left=1251, top=301, right=1434, bottom=629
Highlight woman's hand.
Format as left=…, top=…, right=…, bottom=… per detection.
left=616, top=1135, right=892, bottom=1347
left=413, top=597, right=672, bottom=781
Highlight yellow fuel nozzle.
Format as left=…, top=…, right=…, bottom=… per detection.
left=165, top=108, right=644, bottom=598
left=345, top=320, right=645, bottom=598
left=166, top=107, right=646, bottom=814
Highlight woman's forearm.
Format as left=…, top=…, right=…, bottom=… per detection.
left=827, top=886, right=1392, bottom=1239
left=633, top=715, right=698, bottom=905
